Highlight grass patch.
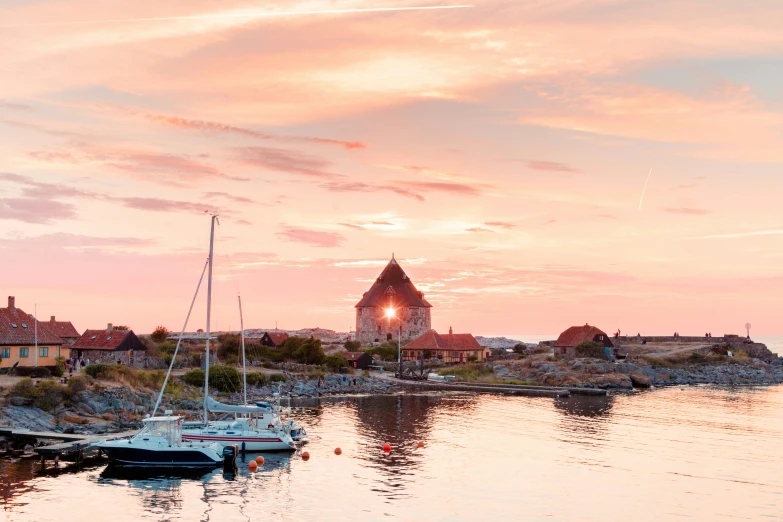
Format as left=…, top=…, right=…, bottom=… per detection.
left=437, top=364, right=493, bottom=381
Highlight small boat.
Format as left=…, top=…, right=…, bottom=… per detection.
left=94, top=414, right=223, bottom=468
left=181, top=398, right=296, bottom=451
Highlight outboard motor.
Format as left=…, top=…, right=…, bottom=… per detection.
left=223, top=444, right=238, bottom=474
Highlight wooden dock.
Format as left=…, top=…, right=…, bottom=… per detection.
left=391, top=378, right=607, bottom=397
left=0, top=428, right=137, bottom=467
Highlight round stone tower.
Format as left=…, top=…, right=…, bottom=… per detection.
left=355, top=255, right=432, bottom=344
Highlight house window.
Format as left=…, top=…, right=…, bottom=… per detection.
left=39, top=347, right=49, bottom=357
left=19, top=347, right=29, bottom=358
left=0, top=348, right=10, bottom=358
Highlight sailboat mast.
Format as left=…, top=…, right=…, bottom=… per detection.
left=203, top=214, right=217, bottom=424
left=239, top=295, right=247, bottom=405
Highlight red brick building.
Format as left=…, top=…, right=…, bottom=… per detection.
left=554, top=324, right=613, bottom=357
left=72, top=324, right=150, bottom=367
left=44, top=316, right=81, bottom=346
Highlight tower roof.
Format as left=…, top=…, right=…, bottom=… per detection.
left=355, top=256, right=432, bottom=308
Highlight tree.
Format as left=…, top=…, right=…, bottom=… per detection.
left=292, top=338, right=326, bottom=365
left=513, top=343, right=527, bottom=354
left=151, top=326, right=169, bottom=343
left=324, top=354, right=347, bottom=371
left=574, top=340, right=607, bottom=360
left=217, top=333, right=240, bottom=364
left=344, top=339, right=361, bottom=351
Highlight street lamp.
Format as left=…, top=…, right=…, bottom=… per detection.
left=386, top=307, right=402, bottom=378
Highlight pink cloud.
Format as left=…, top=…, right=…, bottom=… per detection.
left=524, top=160, right=579, bottom=173
left=397, top=181, right=481, bottom=196
left=322, top=181, right=425, bottom=201
left=484, top=221, right=515, bottom=229
left=0, top=198, right=77, bottom=224
left=276, top=227, right=345, bottom=248
left=237, top=147, right=337, bottom=179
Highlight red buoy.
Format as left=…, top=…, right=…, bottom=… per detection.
left=248, top=460, right=258, bottom=472
left=417, top=441, right=425, bottom=448
left=255, top=456, right=265, bottom=465
left=334, top=448, right=342, bottom=455
left=302, top=451, right=310, bottom=461
left=382, top=443, right=391, bottom=453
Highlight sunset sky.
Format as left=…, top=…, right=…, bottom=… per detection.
left=1, top=0, right=781, bottom=337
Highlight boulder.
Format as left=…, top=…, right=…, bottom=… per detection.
left=629, top=373, right=652, bottom=388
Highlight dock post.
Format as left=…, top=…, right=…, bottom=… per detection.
left=54, top=454, right=59, bottom=468
left=40, top=454, right=45, bottom=469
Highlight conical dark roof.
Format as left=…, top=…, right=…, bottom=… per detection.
left=355, top=256, right=432, bottom=308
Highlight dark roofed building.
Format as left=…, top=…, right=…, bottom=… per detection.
left=355, top=255, right=432, bottom=344
left=261, top=331, right=289, bottom=348
left=44, top=316, right=80, bottom=346
left=0, top=296, right=66, bottom=368
left=342, top=351, right=373, bottom=370
left=554, top=323, right=613, bottom=357
left=72, top=323, right=148, bottom=367
left=403, top=328, right=488, bottom=364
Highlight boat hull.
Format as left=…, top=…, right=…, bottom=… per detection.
left=181, top=433, right=295, bottom=452
left=96, top=445, right=222, bottom=467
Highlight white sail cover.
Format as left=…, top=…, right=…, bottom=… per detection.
left=206, top=397, right=273, bottom=414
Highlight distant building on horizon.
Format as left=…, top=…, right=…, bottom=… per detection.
left=554, top=323, right=613, bottom=357
left=355, top=255, right=432, bottom=344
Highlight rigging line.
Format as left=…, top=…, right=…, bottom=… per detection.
left=152, top=258, right=209, bottom=417
left=215, top=221, right=241, bottom=298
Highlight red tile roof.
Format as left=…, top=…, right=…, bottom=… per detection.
left=554, top=324, right=611, bottom=348
left=355, top=257, right=432, bottom=309
left=44, top=316, right=80, bottom=339
left=342, top=351, right=369, bottom=361
left=72, top=329, right=132, bottom=350
left=0, top=299, right=63, bottom=346
left=264, top=332, right=289, bottom=346
left=404, top=330, right=482, bottom=351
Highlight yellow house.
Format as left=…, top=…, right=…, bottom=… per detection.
left=0, top=296, right=67, bottom=368
left=403, top=328, right=489, bottom=364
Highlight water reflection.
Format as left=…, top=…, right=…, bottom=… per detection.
left=554, top=394, right=616, bottom=419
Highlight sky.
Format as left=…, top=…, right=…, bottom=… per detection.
left=0, top=0, right=782, bottom=337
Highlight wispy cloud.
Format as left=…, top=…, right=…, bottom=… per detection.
left=144, top=113, right=365, bottom=149
left=0, top=100, right=32, bottom=112
left=0, top=198, right=77, bottom=224
left=466, top=227, right=494, bottom=233
left=397, top=180, right=480, bottom=196
left=276, top=226, right=345, bottom=247
left=484, top=221, right=515, bottom=229
left=322, top=181, right=425, bottom=201
left=0, top=233, right=155, bottom=249
left=237, top=147, right=338, bottom=179
left=203, top=191, right=254, bottom=204
left=664, top=207, right=711, bottom=215
left=524, top=160, right=579, bottom=173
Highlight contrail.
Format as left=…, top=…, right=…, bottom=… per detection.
left=638, top=167, right=653, bottom=211
left=1, top=5, right=474, bottom=28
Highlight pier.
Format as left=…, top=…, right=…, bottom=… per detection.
left=0, top=428, right=137, bottom=467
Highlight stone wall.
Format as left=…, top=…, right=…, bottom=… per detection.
left=355, top=306, right=431, bottom=344
left=77, top=349, right=165, bottom=369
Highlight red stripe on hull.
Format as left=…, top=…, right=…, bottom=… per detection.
left=182, top=435, right=283, bottom=442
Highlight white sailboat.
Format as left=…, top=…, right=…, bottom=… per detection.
left=180, top=216, right=296, bottom=452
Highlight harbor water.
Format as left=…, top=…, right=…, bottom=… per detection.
left=3, top=386, right=783, bottom=521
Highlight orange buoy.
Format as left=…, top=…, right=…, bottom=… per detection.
left=382, top=443, right=391, bottom=453
left=417, top=441, right=425, bottom=448
left=334, top=447, right=342, bottom=455
left=248, top=460, right=258, bottom=472
left=302, top=451, right=310, bottom=461
left=255, top=456, right=265, bottom=465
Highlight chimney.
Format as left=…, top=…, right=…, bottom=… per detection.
left=50, top=316, right=56, bottom=323
left=107, top=323, right=113, bottom=333
left=7, top=296, right=15, bottom=310
left=449, top=326, right=453, bottom=335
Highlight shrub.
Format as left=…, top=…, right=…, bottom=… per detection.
left=209, top=365, right=242, bottom=393
left=344, top=339, right=361, bottom=351
left=323, top=355, right=347, bottom=371
left=10, top=377, right=37, bottom=399
left=574, top=341, right=608, bottom=360
left=513, top=343, right=526, bottom=354
left=467, top=355, right=478, bottom=362
left=216, top=334, right=240, bottom=364
left=53, top=356, right=65, bottom=378
left=84, top=363, right=112, bottom=379
left=14, top=367, right=52, bottom=378
left=246, top=372, right=270, bottom=387
left=151, top=326, right=170, bottom=343
left=67, top=375, right=93, bottom=394
left=10, top=379, right=67, bottom=411
left=292, top=338, right=325, bottom=365
left=270, top=373, right=286, bottom=383
left=437, top=363, right=493, bottom=381
left=182, top=369, right=206, bottom=387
